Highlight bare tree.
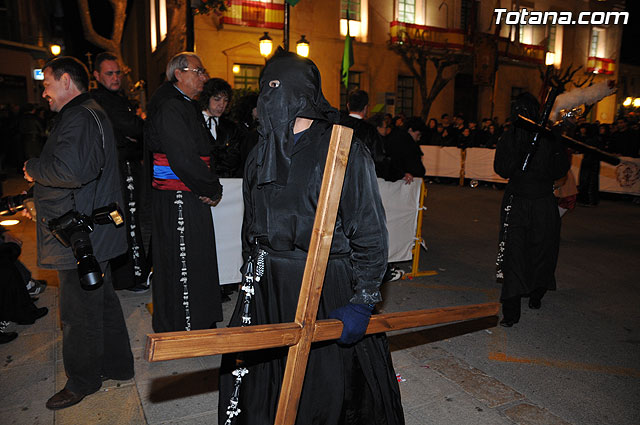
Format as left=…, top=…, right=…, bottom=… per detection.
left=388, top=31, right=469, bottom=120
left=77, top=0, right=128, bottom=71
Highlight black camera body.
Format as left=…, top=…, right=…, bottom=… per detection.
left=48, top=203, right=124, bottom=290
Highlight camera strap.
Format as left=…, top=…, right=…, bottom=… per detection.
left=82, top=106, right=106, bottom=212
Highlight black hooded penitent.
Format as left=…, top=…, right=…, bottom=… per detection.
left=255, top=49, right=339, bottom=186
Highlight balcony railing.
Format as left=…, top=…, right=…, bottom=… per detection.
left=497, top=37, right=545, bottom=65
left=390, top=21, right=466, bottom=50
left=389, top=21, right=544, bottom=65
left=222, top=0, right=284, bottom=30
left=587, top=56, right=615, bottom=75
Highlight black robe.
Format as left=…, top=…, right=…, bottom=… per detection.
left=145, top=83, right=223, bottom=332
left=218, top=121, right=404, bottom=425
left=494, top=127, right=570, bottom=300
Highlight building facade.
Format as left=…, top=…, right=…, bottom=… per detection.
left=138, top=0, right=626, bottom=124
left=0, top=0, right=60, bottom=105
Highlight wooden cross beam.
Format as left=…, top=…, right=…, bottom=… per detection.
left=145, top=125, right=500, bottom=425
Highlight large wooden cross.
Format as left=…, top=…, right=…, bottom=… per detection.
left=145, top=125, right=500, bottom=425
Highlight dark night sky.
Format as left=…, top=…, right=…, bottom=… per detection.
left=620, top=1, right=640, bottom=66
left=60, top=0, right=128, bottom=70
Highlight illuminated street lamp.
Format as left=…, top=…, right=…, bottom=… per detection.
left=623, top=97, right=632, bottom=107
left=259, top=32, right=273, bottom=58
left=296, top=35, right=310, bottom=57
left=50, top=44, right=61, bottom=56
left=634, top=98, right=640, bottom=108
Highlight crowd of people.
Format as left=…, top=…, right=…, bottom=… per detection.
left=1, top=47, right=638, bottom=423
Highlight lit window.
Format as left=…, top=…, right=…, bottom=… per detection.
left=398, top=0, right=415, bottom=24
left=339, top=0, right=368, bottom=39
left=589, top=28, right=605, bottom=57
left=150, top=0, right=168, bottom=52
left=341, top=0, right=361, bottom=21
left=396, top=76, right=414, bottom=117
left=150, top=0, right=156, bottom=51
left=547, top=23, right=556, bottom=53
left=233, top=64, right=263, bottom=91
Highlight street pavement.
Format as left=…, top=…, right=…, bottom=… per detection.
left=1, top=176, right=638, bottom=425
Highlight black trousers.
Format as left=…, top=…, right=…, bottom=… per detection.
left=58, top=262, right=134, bottom=395
left=502, top=287, right=548, bottom=323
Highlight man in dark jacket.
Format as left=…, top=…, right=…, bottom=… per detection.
left=91, top=52, right=149, bottom=291
left=24, top=56, right=134, bottom=410
left=339, top=89, right=394, bottom=180
left=385, top=116, right=426, bottom=183
left=145, top=52, right=224, bottom=333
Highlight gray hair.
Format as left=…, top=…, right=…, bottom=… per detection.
left=166, top=52, right=201, bottom=83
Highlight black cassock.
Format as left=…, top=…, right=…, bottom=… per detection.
left=218, top=121, right=404, bottom=425
left=494, top=125, right=570, bottom=300
left=146, top=82, right=224, bottom=333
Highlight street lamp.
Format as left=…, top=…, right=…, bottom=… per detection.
left=259, top=32, right=273, bottom=58
left=50, top=44, right=61, bottom=56
left=296, top=35, right=310, bottom=57
left=634, top=98, right=640, bottom=108
left=623, top=97, right=632, bottom=107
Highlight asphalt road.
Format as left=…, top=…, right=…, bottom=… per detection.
left=382, top=182, right=640, bottom=425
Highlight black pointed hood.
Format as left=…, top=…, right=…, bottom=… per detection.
left=255, top=48, right=339, bottom=186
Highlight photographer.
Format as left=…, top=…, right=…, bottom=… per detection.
left=23, top=56, right=134, bottom=410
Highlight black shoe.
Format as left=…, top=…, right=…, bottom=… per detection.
left=46, top=388, right=86, bottom=410
left=0, top=331, right=18, bottom=344
left=16, top=307, right=48, bottom=325
left=499, top=318, right=519, bottom=327
left=528, top=298, right=541, bottom=309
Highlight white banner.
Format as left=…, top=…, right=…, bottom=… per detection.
left=421, top=146, right=461, bottom=178
left=212, top=178, right=422, bottom=284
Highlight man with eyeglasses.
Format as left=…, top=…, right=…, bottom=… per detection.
left=145, top=52, right=224, bottom=333
left=91, top=52, right=149, bottom=293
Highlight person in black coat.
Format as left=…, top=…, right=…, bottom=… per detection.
left=200, top=78, right=242, bottom=178
left=339, top=89, right=394, bottom=180
left=385, top=116, right=426, bottom=183
left=232, top=92, right=260, bottom=172
left=24, top=56, right=134, bottom=410
left=493, top=92, right=570, bottom=327
left=218, top=49, right=404, bottom=425
left=91, top=52, right=149, bottom=291
left=145, top=52, right=224, bottom=334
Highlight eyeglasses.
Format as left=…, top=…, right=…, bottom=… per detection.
left=181, top=67, right=207, bottom=76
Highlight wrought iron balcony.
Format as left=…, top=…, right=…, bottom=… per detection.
left=389, top=21, right=544, bottom=65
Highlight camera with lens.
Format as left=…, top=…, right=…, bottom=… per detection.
left=0, top=186, right=36, bottom=219
left=48, top=203, right=124, bottom=290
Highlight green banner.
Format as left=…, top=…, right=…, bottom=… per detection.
left=341, top=25, right=354, bottom=89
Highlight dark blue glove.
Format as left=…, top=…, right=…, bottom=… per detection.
left=328, top=303, right=374, bottom=345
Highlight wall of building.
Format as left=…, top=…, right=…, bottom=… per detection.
left=139, top=0, right=627, bottom=125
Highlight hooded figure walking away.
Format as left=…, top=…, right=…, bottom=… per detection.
left=494, top=92, right=570, bottom=327
left=218, top=50, right=404, bottom=425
